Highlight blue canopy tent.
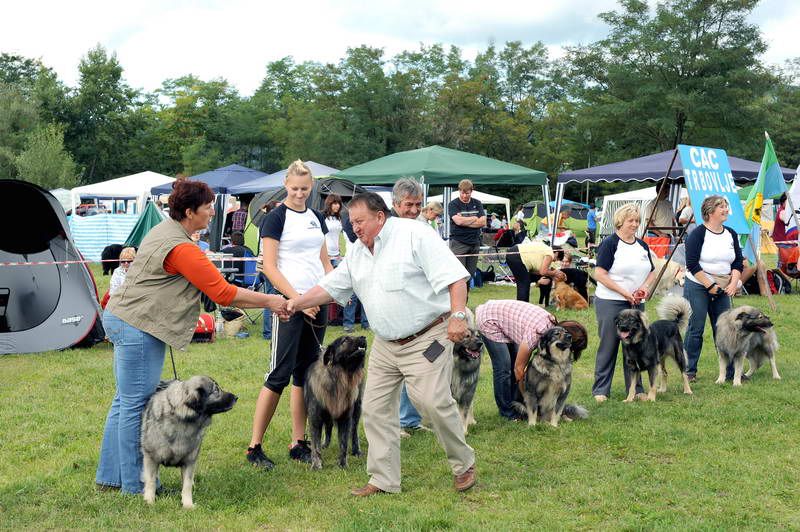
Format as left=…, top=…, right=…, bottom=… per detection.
left=553, top=149, right=797, bottom=231
left=228, top=161, right=339, bottom=195
left=150, top=164, right=268, bottom=195
left=151, top=164, right=268, bottom=251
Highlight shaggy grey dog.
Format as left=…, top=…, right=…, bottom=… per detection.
left=715, top=306, right=780, bottom=386
left=304, top=335, right=367, bottom=470
left=450, top=308, right=482, bottom=435
left=140, top=376, right=237, bottom=508
left=513, top=326, right=588, bottom=427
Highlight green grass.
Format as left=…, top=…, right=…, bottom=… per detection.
left=1, top=265, right=799, bottom=529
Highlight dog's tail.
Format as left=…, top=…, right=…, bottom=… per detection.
left=657, top=295, right=692, bottom=335
left=562, top=404, right=589, bottom=420
left=511, top=401, right=527, bottom=416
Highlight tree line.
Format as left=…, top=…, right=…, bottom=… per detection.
left=1, top=0, right=798, bottom=203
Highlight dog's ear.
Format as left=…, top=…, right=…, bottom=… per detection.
left=638, top=310, right=649, bottom=329
left=736, top=311, right=749, bottom=321
left=323, top=342, right=337, bottom=365
left=185, top=383, right=208, bottom=413
left=538, top=328, right=553, bottom=356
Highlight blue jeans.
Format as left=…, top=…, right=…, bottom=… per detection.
left=480, top=335, right=518, bottom=419
left=684, top=278, right=733, bottom=378
left=399, top=384, right=421, bottom=428
left=343, top=295, right=369, bottom=329
left=96, top=310, right=166, bottom=494
left=260, top=273, right=274, bottom=340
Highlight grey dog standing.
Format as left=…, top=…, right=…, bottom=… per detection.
left=450, top=309, right=483, bottom=435
left=140, top=376, right=237, bottom=509
left=715, top=305, right=780, bottom=386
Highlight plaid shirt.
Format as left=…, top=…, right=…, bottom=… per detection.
left=475, top=300, right=555, bottom=348
left=231, top=208, right=248, bottom=232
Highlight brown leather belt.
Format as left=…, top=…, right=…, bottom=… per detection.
left=389, top=313, right=450, bottom=346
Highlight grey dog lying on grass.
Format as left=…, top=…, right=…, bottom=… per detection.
left=140, top=376, right=237, bottom=509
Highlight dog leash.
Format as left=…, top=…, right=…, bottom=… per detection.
left=169, top=346, right=178, bottom=380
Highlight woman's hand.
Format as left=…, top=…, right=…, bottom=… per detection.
left=514, top=363, right=526, bottom=383
left=724, top=282, right=737, bottom=297
left=633, top=286, right=648, bottom=303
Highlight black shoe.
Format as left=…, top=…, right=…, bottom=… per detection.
left=247, top=444, right=275, bottom=470
left=289, top=439, right=312, bottom=464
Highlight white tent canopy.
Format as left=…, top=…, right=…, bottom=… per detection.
left=70, top=171, right=174, bottom=215
left=428, top=190, right=510, bottom=222
left=599, top=186, right=688, bottom=237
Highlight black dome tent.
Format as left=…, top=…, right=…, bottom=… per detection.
left=0, top=180, right=103, bottom=354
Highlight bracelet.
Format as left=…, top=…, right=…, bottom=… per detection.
left=707, top=282, right=718, bottom=292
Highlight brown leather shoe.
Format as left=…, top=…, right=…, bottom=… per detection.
left=350, top=483, right=386, bottom=497
left=454, top=465, right=476, bottom=492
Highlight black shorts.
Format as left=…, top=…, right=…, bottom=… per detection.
left=264, top=305, right=328, bottom=393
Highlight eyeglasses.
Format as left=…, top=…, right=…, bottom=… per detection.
left=120, top=260, right=132, bottom=264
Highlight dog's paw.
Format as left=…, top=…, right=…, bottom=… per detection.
left=310, top=459, right=323, bottom=471
left=774, top=374, right=782, bottom=380
left=715, top=377, right=725, bottom=385
left=622, top=398, right=634, bottom=403
left=338, top=460, right=348, bottom=469
left=684, top=389, right=693, bottom=395
left=143, top=493, right=156, bottom=505
left=350, top=449, right=362, bottom=457
left=732, top=381, right=742, bottom=387
left=182, top=501, right=195, bottom=510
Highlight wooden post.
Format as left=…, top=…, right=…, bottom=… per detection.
left=750, top=237, right=776, bottom=311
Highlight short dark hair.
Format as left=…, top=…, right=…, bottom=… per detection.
left=348, top=192, right=390, bottom=216
left=231, top=231, right=244, bottom=246
left=168, top=181, right=215, bottom=221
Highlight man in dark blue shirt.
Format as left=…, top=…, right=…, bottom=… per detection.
left=448, top=179, right=486, bottom=283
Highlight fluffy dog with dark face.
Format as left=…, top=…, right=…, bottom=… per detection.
left=101, top=244, right=124, bottom=275
left=140, top=376, right=238, bottom=508
left=615, top=295, right=693, bottom=402
left=450, top=309, right=482, bottom=435
left=715, top=306, right=780, bottom=386
left=513, top=325, right=589, bottom=427
left=304, top=335, right=367, bottom=470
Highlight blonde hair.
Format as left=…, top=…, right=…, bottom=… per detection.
left=286, top=159, right=312, bottom=180
left=458, top=179, right=474, bottom=192
left=613, top=203, right=641, bottom=230
left=700, top=195, right=728, bottom=221
left=119, top=247, right=136, bottom=261
left=423, top=201, right=443, bottom=215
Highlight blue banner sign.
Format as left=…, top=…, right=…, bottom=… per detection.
left=677, top=144, right=748, bottom=234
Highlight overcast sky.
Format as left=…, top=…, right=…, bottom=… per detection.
left=2, top=0, right=798, bottom=95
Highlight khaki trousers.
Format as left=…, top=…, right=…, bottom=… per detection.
left=363, top=321, right=475, bottom=493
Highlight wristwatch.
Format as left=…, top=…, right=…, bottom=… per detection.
left=451, top=311, right=467, bottom=321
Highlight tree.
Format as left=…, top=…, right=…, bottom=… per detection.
left=566, top=0, right=773, bottom=161
left=15, top=124, right=78, bottom=188
left=67, top=45, right=138, bottom=182
left=0, top=83, right=40, bottom=178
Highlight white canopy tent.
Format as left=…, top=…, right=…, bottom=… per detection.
left=428, top=190, right=511, bottom=222
left=70, top=171, right=174, bottom=215
left=599, top=186, right=688, bottom=237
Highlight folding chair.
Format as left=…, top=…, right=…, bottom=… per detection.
left=238, top=249, right=264, bottom=325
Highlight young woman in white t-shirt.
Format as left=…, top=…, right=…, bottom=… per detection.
left=246, top=160, right=333, bottom=469
left=591, top=203, right=657, bottom=403
left=323, top=194, right=344, bottom=266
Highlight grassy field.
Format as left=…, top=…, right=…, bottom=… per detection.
left=1, top=264, right=799, bottom=529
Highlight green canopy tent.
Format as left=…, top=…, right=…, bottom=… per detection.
left=333, top=145, right=549, bottom=237
left=333, top=145, right=546, bottom=186
left=124, top=200, right=165, bottom=248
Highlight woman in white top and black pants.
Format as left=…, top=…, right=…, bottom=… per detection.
left=591, top=203, right=657, bottom=402
left=323, top=194, right=344, bottom=267
left=246, top=160, right=333, bottom=469
left=683, top=195, right=743, bottom=382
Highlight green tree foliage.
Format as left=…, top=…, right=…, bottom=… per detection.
left=0, top=84, right=40, bottom=178
left=1, top=1, right=797, bottom=199
left=567, top=0, right=773, bottom=160
left=67, top=45, right=139, bottom=182
left=15, top=123, right=78, bottom=188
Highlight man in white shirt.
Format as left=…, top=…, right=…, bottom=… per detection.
left=287, top=192, right=476, bottom=496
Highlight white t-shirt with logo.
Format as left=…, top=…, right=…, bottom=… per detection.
left=259, top=204, right=327, bottom=295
